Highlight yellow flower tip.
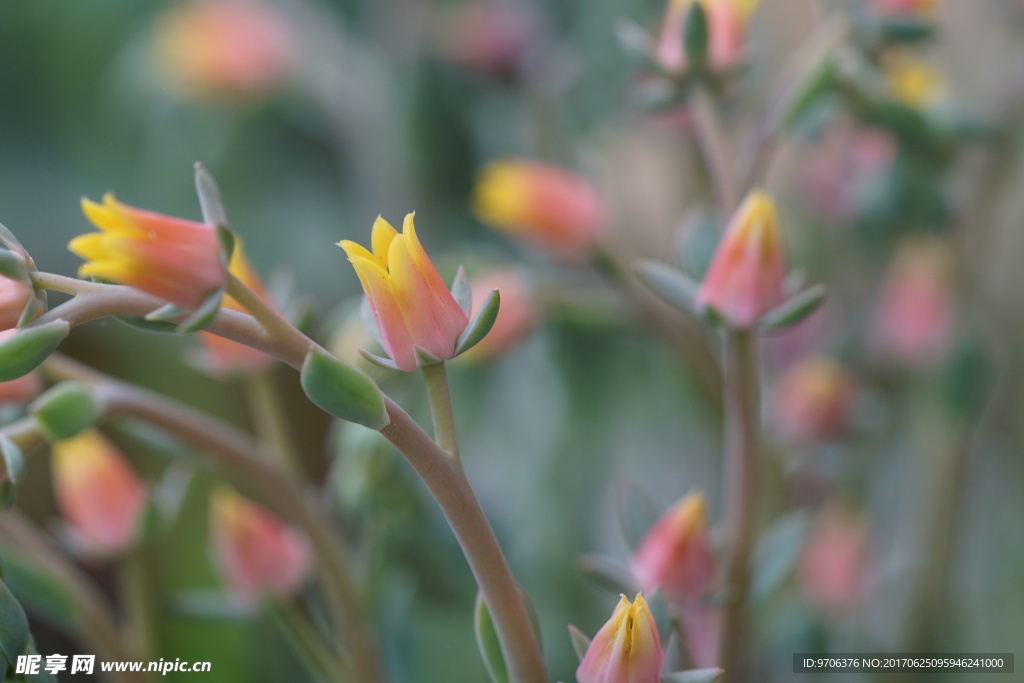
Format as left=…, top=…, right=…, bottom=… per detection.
left=672, top=491, right=709, bottom=527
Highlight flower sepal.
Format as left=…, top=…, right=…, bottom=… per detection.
left=475, top=588, right=541, bottom=683
left=683, top=1, right=710, bottom=72
left=453, top=289, right=500, bottom=357
left=0, top=233, right=48, bottom=328
left=636, top=260, right=700, bottom=315
left=0, top=435, right=25, bottom=510
left=758, top=284, right=827, bottom=332
left=0, top=321, right=70, bottom=382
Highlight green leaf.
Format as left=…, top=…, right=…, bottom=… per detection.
left=114, top=315, right=181, bottom=335
left=0, top=438, right=24, bottom=487
left=683, top=1, right=709, bottom=69
left=0, top=252, right=27, bottom=282
left=145, top=303, right=188, bottom=323
left=176, top=287, right=224, bottom=333
left=450, top=266, right=472, bottom=317
left=357, top=348, right=400, bottom=371
left=454, top=290, right=500, bottom=356
left=879, top=17, right=935, bottom=43
left=16, top=293, right=47, bottom=328
left=216, top=225, right=236, bottom=267
left=661, top=668, right=724, bottom=683
left=0, top=578, right=30, bottom=673
left=29, top=382, right=101, bottom=442
left=414, top=345, right=442, bottom=368
left=567, top=624, right=592, bottom=663
left=782, top=55, right=837, bottom=129
left=0, top=321, right=70, bottom=382
left=636, top=261, right=699, bottom=314
left=0, top=224, right=33, bottom=269
left=300, top=348, right=389, bottom=430
left=474, top=592, right=509, bottom=683
left=752, top=512, right=811, bottom=603
left=194, top=162, right=229, bottom=229
left=0, top=559, right=77, bottom=630
left=759, top=284, right=826, bottom=331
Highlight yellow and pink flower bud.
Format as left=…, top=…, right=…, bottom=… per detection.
left=51, top=430, right=148, bottom=556
left=474, top=160, right=605, bottom=256
left=209, top=487, right=312, bottom=603
left=797, top=504, right=870, bottom=616
left=873, top=0, right=937, bottom=19
left=198, top=243, right=273, bottom=375
left=458, top=268, right=536, bottom=362
left=154, top=0, right=295, bottom=100
left=695, top=191, right=786, bottom=328
left=0, top=262, right=33, bottom=331
left=339, top=214, right=469, bottom=372
left=656, top=0, right=760, bottom=73
left=631, top=493, right=715, bottom=603
left=576, top=593, right=665, bottom=683
left=872, top=240, right=955, bottom=367
left=774, top=356, right=855, bottom=443
left=71, top=194, right=226, bottom=310
left=439, top=2, right=540, bottom=77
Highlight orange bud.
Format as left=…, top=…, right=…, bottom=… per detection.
left=631, top=493, right=715, bottom=603
left=51, top=430, right=147, bottom=556
left=154, top=0, right=295, bottom=100
left=576, top=594, right=665, bottom=683
left=797, top=504, right=870, bottom=616
left=696, top=191, right=786, bottom=328
left=774, top=356, right=855, bottom=443
left=474, top=160, right=604, bottom=257
left=209, top=488, right=312, bottom=603
left=72, top=194, right=226, bottom=310
left=458, top=268, right=536, bottom=362
left=339, top=214, right=469, bottom=372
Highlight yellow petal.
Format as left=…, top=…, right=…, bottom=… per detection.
left=68, top=233, right=112, bottom=261
left=338, top=239, right=376, bottom=264
left=371, top=216, right=398, bottom=267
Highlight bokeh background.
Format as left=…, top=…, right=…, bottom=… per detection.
left=2, top=0, right=1024, bottom=680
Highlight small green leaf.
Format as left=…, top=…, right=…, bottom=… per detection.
left=357, top=348, right=400, bottom=371
left=29, top=382, right=102, bottom=442
left=0, top=437, right=24, bottom=486
left=176, top=287, right=224, bottom=333
left=0, top=252, right=27, bottom=281
left=760, top=284, right=826, bottom=331
left=216, top=225, right=236, bottom=267
left=194, top=162, right=229, bottom=229
left=879, top=17, right=934, bottom=43
left=414, top=345, right=442, bottom=368
left=0, top=224, right=33, bottom=268
left=684, top=1, right=709, bottom=69
left=474, top=592, right=510, bottom=683
left=0, top=578, right=30, bottom=672
left=782, top=55, right=837, bottom=129
left=752, top=512, right=811, bottom=603
left=568, top=624, right=592, bottom=663
left=301, top=348, right=389, bottom=430
left=17, top=292, right=47, bottom=328
left=145, top=303, right=188, bottom=322
left=636, top=261, right=699, bottom=314
left=0, top=321, right=70, bottom=382
left=454, top=290, right=500, bottom=356
left=661, top=668, right=724, bottom=683
left=114, top=315, right=181, bottom=334
left=451, top=266, right=472, bottom=317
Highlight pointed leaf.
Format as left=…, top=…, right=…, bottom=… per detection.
left=451, top=266, right=472, bottom=317
left=684, top=1, right=709, bottom=69
left=358, top=348, right=401, bottom=371
left=0, top=321, right=70, bottom=382
left=0, top=437, right=24, bottom=486
left=194, top=162, right=229, bottom=229
left=414, top=345, right=442, bottom=368
left=0, top=223, right=33, bottom=268
left=145, top=303, right=188, bottom=322
left=474, top=592, right=510, bottom=683
left=782, top=54, right=837, bottom=129
left=176, top=287, right=224, bottom=333
left=301, top=348, right=389, bottom=430
left=759, top=284, right=826, bottom=331
left=568, top=624, right=592, bottom=663
left=0, top=251, right=27, bottom=281
left=17, top=292, right=47, bottom=328
left=216, top=225, right=236, bottom=267
left=752, top=512, right=811, bottom=603
left=455, top=289, right=500, bottom=355
left=636, top=261, right=699, bottom=314
left=29, top=382, right=102, bottom=442
left=661, top=668, right=724, bottom=683
left=0, top=578, right=30, bottom=672
left=114, top=315, right=180, bottom=335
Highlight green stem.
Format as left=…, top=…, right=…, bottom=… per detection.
left=119, top=549, right=160, bottom=664
left=225, top=274, right=311, bottom=358
left=243, top=373, right=304, bottom=481
left=716, top=331, right=761, bottom=682
left=421, top=363, right=460, bottom=463
left=692, top=86, right=740, bottom=215
left=2, top=417, right=46, bottom=452
left=270, top=601, right=350, bottom=683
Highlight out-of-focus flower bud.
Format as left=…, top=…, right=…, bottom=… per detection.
left=71, top=194, right=226, bottom=311
left=873, top=0, right=937, bottom=19
left=882, top=51, right=944, bottom=108
left=774, top=356, right=855, bottom=443
left=656, top=0, right=760, bottom=74
left=576, top=593, right=664, bottom=683
left=0, top=331, right=41, bottom=404
left=458, top=268, right=536, bottom=362
left=153, top=0, right=295, bottom=100
left=695, top=191, right=786, bottom=328
left=209, top=487, right=313, bottom=603
left=799, top=125, right=896, bottom=222
left=198, top=242, right=273, bottom=375
left=797, top=504, right=870, bottom=615
left=339, top=214, right=468, bottom=372
left=438, top=2, right=541, bottom=78
left=51, top=430, right=148, bottom=556
left=631, top=493, right=715, bottom=603
left=474, top=160, right=605, bottom=257
left=872, top=239, right=955, bottom=367
left=0, top=263, right=33, bottom=332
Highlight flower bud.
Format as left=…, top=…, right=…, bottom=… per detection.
left=153, top=0, right=295, bottom=100
left=209, top=487, right=312, bottom=603
left=439, top=2, right=541, bottom=78
left=774, top=356, right=855, bottom=443
left=796, top=504, right=869, bottom=616
left=338, top=214, right=468, bottom=371
left=71, top=194, right=226, bottom=310
left=656, top=0, right=760, bottom=74
left=458, top=268, right=536, bottom=362
left=0, top=262, right=33, bottom=332
left=872, top=239, right=955, bottom=367
left=474, top=160, right=604, bottom=257
left=695, top=191, right=786, bottom=328
left=51, top=430, right=148, bottom=556
left=631, top=493, right=715, bottom=603
left=576, top=593, right=664, bottom=683
left=872, top=0, right=937, bottom=19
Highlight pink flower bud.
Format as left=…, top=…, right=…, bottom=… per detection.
left=439, top=2, right=541, bottom=77
left=154, top=0, right=295, bottom=100
left=71, top=194, right=226, bottom=310
left=339, top=214, right=469, bottom=372
left=576, top=594, right=665, bottom=683
left=872, top=239, right=955, bottom=367
left=51, top=430, right=148, bottom=556
left=656, top=0, right=760, bottom=73
left=632, top=493, right=715, bottom=603
left=0, top=262, right=32, bottom=331
left=458, top=268, right=537, bottom=362
left=797, top=504, right=870, bottom=616
left=474, top=160, right=605, bottom=257
left=774, top=356, right=855, bottom=443
left=209, top=487, right=312, bottom=603
left=873, top=0, right=937, bottom=19
left=695, top=191, right=786, bottom=328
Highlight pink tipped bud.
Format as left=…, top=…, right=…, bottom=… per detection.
left=209, top=487, right=313, bottom=603
left=576, top=593, right=665, bottom=683
left=631, top=493, right=715, bottom=603
left=459, top=268, right=537, bottom=362
left=656, top=0, right=760, bottom=73
left=0, top=264, right=32, bottom=332
left=873, top=0, right=937, bottom=19
left=154, top=0, right=295, bottom=100
left=872, top=239, right=955, bottom=367
left=51, top=430, right=148, bottom=556
left=774, top=356, right=855, bottom=443
left=439, top=2, right=541, bottom=77
left=797, top=504, right=870, bottom=615
left=696, top=191, right=786, bottom=328
left=474, top=160, right=605, bottom=257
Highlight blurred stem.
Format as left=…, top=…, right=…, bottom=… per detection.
left=0, top=510, right=148, bottom=683
left=270, top=601, right=350, bottom=683
left=717, top=331, right=761, bottom=682
left=422, top=363, right=461, bottom=463
left=243, top=372, right=304, bottom=481
left=40, top=355, right=381, bottom=683
left=119, top=549, right=159, bottom=663
left=1, top=417, right=46, bottom=452
left=225, top=273, right=313, bottom=359
left=692, top=86, right=740, bottom=215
